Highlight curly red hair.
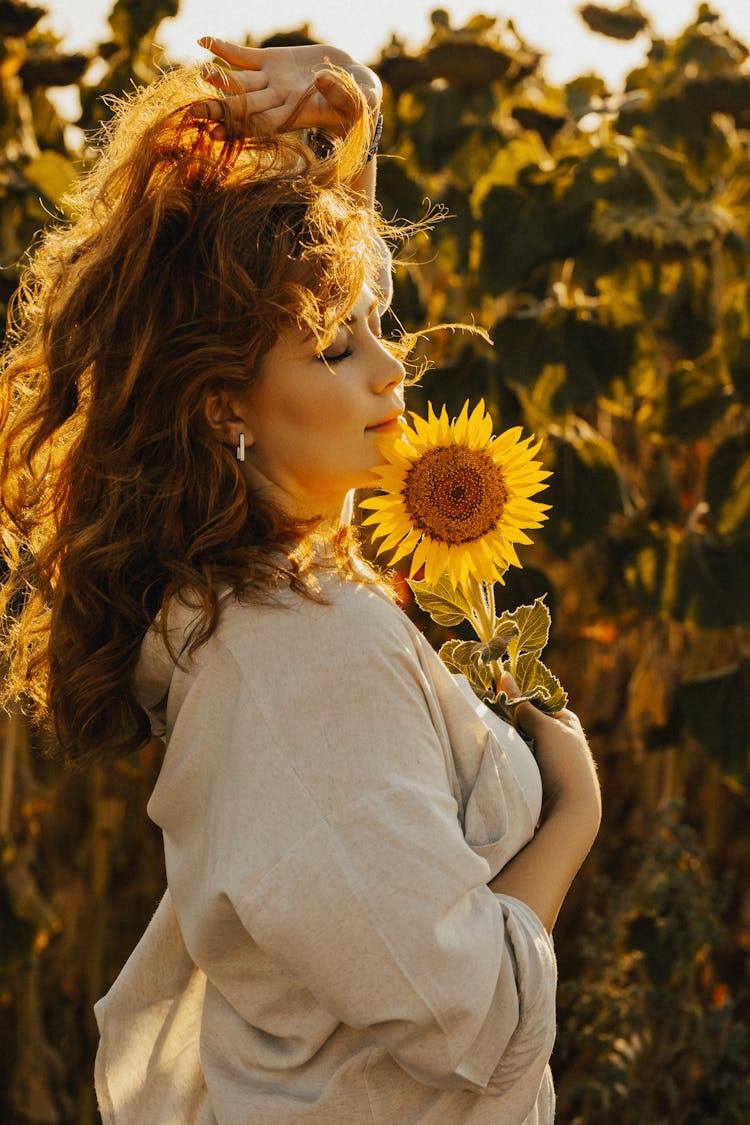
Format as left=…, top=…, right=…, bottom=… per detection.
left=0, top=65, right=392, bottom=767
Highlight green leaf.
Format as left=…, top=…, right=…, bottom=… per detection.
left=446, top=125, right=506, bottom=189
left=472, top=134, right=550, bottom=199
left=442, top=626, right=516, bottom=670
left=491, top=311, right=549, bottom=386
left=489, top=651, right=567, bottom=721
left=439, top=638, right=468, bottom=674
left=515, top=651, right=569, bottom=713
left=408, top=574, right=472, bottom=627
left=648, top=362, right=731, bottom=440
left=490, top=687, right=546, bottom=719
left=375, top=159, right=428, bottom=226
left=663, top=532, right=750, bottom=627
left=109, top=0, right=179, bottom=49
left=487, top=621, right=519, bottom=658
left=727, top=336, right=750, bottom=406
left=565, top=74, right=609, bottom=120
left=439, top=640, right=494, bottom=695
left=492, top=307, right=636, bottom=409
left=620, top=534, right=669, bottom=613
left=406, top=86, right=473, bottom=174
left=500, top=597, right=552, bottom=667
left=679, top=662, right=750, bottom=788
left=469, top=658, right=495, bottom=696
left=22, top=151, right=77, bottom=205
left=560, top=313, right=636, bottom=408
left=544, top=429, right=626, bottom=552
left=441, top=184, right=478, bottom=274
left=445, top=639, right=482, bottom=667
left=705, top=433, right=750, bottom=540
left=659, top=270, right=716, bottom=361
left=553, top=145, right=623, bottom=256
left=480, top=183, right=558, bottom=293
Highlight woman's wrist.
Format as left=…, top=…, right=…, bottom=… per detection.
left=343, top=59, right=382, bottom=112
left=308, top=109, right=382, bottom=162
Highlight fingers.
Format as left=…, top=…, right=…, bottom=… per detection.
left=191, top=40, right=377, bottom=139
left=189, top=89, right=283, bottom=141
left=499, top=671, right=542, bottom=736
left=200, top=64, right=266, bottom=96
left=189, top=67, right=250, bottom=130
left=314, top=71, right=358, bottom=116
left=513, top=700, right=548, bottom=739
left=553, top=709, right=586, bottom=735
left=198, top=37, right=265, bottom=71
left=189, top=98, right=224, bottom=123
left=200, top=64, right=233, bottom=92
left=499, top=671, right=580, bottom=738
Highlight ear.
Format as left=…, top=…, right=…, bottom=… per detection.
left=203, top=389, right=255, bottom=449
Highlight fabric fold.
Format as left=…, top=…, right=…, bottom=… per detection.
left=96, top=573, right=555, bottom=1123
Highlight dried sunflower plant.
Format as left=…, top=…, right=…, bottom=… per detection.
left=360, top=400, right=567, bottom=728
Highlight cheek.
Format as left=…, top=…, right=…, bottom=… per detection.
left=251, top=386, right=319, bottom=438
left=281, top=382, right=356, bottom=434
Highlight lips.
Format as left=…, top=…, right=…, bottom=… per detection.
left=366, top=410, right=404, bottom=431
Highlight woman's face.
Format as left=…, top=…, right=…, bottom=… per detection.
left=237, top=285, right=405, bottom=518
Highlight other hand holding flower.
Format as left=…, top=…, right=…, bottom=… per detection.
left=360, top=400, right=566, bottom=727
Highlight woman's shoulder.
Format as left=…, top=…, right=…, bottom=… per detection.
left=216, top=571, right=414, bottom=665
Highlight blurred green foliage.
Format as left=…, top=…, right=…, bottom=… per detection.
left=1, top=1, right=749, bottom=1121
left=557, top=804, right=750, bottom=1124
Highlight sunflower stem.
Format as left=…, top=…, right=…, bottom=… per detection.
left=481, top=580, right=496, bottom=629
left=467, top=575, right=496, bottom=643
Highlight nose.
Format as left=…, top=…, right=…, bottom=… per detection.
left=372, top=339, right=405, bottom=394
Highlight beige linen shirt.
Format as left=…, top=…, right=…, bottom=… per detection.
left=95, top=571, right=557, bottom=1123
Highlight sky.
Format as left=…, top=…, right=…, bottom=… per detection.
left=40, top=0, right=750, bottom=92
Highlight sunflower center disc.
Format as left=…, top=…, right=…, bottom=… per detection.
left=403, top=445, right=508, bottom=545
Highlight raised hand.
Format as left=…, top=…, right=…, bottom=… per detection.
left=192, top=39, right=382, bottom=141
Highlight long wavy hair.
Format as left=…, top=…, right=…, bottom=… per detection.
left=0, top=64, right=392, bottom=767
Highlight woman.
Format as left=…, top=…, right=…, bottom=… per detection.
left=0, top=38, right=601, bottom=1124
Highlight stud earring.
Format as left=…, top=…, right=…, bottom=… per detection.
left=236, top=433, right=245, bottom=462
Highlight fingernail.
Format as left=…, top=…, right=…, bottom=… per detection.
left=501, top=671, right=519, bottom=693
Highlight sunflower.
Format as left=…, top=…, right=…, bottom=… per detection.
left=360, top=399, right=551, bottom=589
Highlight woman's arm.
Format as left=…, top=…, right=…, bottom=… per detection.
left=489, top=673, right=602, bottom=932
left=155, top=591, right=557, bottom=1099
left=193, top=38, right=382, bottom=204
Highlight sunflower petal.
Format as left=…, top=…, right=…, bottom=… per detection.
left=499, top=537, right=521, bottom=568
left=453, top=399, right=471, bottom=444
left=409, top=538, right=429, bottom=579
left=379, top=527, right=411, bottom=553
left=465, top=399, right=488, bottom=444
left=389, top=528, right=422, bottom=565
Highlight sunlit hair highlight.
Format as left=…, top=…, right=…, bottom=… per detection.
left=0, top=64, right=394, bottom=767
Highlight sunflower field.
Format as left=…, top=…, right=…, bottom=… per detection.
left=1, top=2, right=749, bottom=1122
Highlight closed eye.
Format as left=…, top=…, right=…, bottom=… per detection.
left=317, top=346, right=353, bottom=365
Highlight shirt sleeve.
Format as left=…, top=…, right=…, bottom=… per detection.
left=153, top=588, right=557, bottom=1098
left=238, top=788, right=557, bottom=1095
